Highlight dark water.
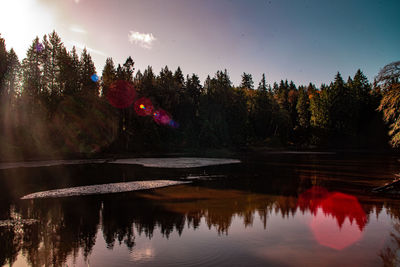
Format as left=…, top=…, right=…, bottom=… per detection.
left=1, top=153, right=400, bottom=267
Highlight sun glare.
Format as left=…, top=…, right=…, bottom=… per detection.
left=0, top=0, right=54, bottom=58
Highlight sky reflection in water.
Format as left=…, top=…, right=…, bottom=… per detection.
left=1, top=154, right=400, bottom=266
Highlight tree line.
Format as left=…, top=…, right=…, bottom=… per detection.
left=0, top=31, right=398, bottom=158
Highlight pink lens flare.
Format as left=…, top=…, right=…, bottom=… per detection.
left=153, top=109, right=171, bottom=125
left=297, top=186, right=367, bottom=250
left=106, top=80, right=136, bottom=109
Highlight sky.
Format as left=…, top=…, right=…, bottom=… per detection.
left=1, top=0, right=399, bottom=87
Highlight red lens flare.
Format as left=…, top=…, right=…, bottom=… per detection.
left=106, top=80, right=136, bottom=109
left=297, top=186, right=367, bottom=250
left=297, top=186, right=329, bottom=214
left=134, top=97, right=154, bottom=116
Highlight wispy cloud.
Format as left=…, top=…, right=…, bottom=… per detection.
left=74, top=0, right=80, bottom=3
left=67, top=40, right=106, bottom=56
left=69, top=25, right=86, bottom=34
left=128, top=31, right=156, bottom=49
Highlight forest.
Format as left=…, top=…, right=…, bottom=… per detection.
left=0, top=31, right=399, bottom=160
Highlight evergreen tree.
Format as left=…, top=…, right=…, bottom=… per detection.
left=134, top=69, right=143, bottom=86
left=352, top=69, right=371, bottom=104
left=4, top=48, right=20, bottom=99
left=249, top=85, right=275, bottom=140
left=44, top=31, right=63, bottom=96
left=80, top=48, right=98, bottom=96
left=288, top=80, right=298, bottom=129
left=0, top=35, right=8, bottom=96
left=156, top=65, right=176, bottom=112
left=22, top=37, right=42, bottom=105
left=121, top=56, right=135, bottom=82
left=296, top=86, right=310, bottom=129
left=310, top=84, right=330, bottom=130
left=240, top=72, right=254, bottom=89
left=173, top=66, right=184, bottom=88
left=204, top=75, right=211, bottom=93
left=59, top=46, right=80, bottom=96
left=272, top=82, right=279, bottom=94
left=258, top=73, right=267, bottom=91
left=101, top=57, right=116, bottom=97
left=276, top=79, right=289, bottom=111
left=199, top=70, right=233, bottom=146
left=329, top=72, right=356, bottom=135
left=173, top=67, right=185, bottom=115
left=141, top=66, right=156, bottom=97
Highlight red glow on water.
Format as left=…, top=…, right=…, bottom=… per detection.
left=297, top=186, right=329, bottom=214
left=298, top=187, right=367, bottom=250
left=106, top=80, right=136, bottom=109
left=134, top=97, right=154, bottom=116
left=318, top=192, right=367, bottom=231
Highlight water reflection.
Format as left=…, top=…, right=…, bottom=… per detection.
left=380, top=222, right=400, bottom=266
left=298, top=186, right=367, bottom=250
left=1, top=154, right=400, bottom=266
left=0, top=184, right=399, bottom=266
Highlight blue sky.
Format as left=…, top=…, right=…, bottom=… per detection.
left=1, top=0, right=399, bottom=87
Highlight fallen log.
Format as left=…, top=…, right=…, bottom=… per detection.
left=372, top=177, right=400, bottom=194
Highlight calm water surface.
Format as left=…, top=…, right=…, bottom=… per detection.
left=1, top=153, right=400, bottom=267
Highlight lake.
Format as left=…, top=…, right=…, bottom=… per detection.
left=1, top=152, right=400, bottom=267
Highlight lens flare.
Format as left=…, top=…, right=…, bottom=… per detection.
left=168, top=120, right=179, bottom=128
left=134, top=97, right=153, bottom=116
left=106, top=80, right=136, bottom=109
left=91, top=74, right=99, bottom=82
left=153, top=109, right=171, bottom=125
left=297, top=186, right=367, bottom=250
left=35, top=42, right=44, bottom=52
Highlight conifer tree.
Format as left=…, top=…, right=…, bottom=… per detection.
left=173, top=66, right=184, bottom=88
left=22, top=37, right=42, bottom=105
left=45, top=31, right=63, bottom=96
left=121, top=56, right=135, bottom=82
left=240, top=72, right=254, bottom=89
left=0, top=35, right=8, bottom=95
left=101, top=58, right=116, bottom=97
left=296, top=86, right=310, bottom=129
left=80, top=48, right=98, bottom=96
left=59, top=46, right=80, bottom=96
left=258, top=73, right=267, bottom=91
left=4, top=48, right=21, bottom=100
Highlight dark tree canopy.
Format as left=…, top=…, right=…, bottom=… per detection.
left=240, top=72, right=254, bottom=89
left=0, top=31, right=397, bottom=159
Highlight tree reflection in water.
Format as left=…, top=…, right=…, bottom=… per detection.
left=0, top=184, right=399, bottom=266
left=379, top=206, right=400, bottom=266
left=298, top=186, right=367, bottom=250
